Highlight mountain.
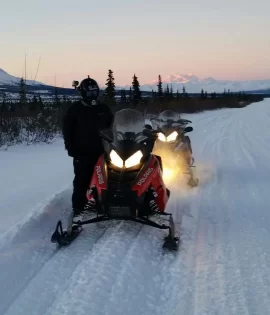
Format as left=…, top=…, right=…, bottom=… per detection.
left=0, top=68, right=44, bottom=86
left=0, top=68, right=79, bottom=100
left=119, top=73, right=270, bottom=93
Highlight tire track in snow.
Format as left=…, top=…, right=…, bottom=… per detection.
left=44, top=222, right=145, bottom=315
left=184, top=110, right=250, bottom=315
left=0, top=190, right=72, bottom=315
left=4, top=221, right=111, bottom=315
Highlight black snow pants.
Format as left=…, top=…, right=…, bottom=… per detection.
left=72, top=156, right=98, bottom=211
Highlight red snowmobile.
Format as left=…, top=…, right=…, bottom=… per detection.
left=51, top=109, right=179, bottom=250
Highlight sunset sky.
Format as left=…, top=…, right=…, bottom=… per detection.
left=1, top=0, right=270, bottom=87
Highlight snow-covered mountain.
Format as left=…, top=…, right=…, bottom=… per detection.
left=122, top=73, right=270, bottom=93
left=0, top=68, right=44, bottom=86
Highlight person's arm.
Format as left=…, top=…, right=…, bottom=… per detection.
left=97, top=104, right=114, bottom=130
left=62, top=105, right=76, bottom=156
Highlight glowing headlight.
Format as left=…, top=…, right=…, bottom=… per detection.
left=158, top=132, right=166, bottom=142
left=125, top=150, right=143, bottom=168
left=167, top=131, right=178, bottom=142
left=110, top=150, right=143, bottom=168
left=110, top=150, right=123, bottom=168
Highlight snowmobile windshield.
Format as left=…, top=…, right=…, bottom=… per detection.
left=113, top=109, right=146, bottom=142
left=152, top=110, right=182, bottom=129
left=159, top=110, right=180, bottom=122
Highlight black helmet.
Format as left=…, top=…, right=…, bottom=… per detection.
left=78, top=76, right=100, bottom=103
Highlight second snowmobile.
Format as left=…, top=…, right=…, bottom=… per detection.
left=51, top=109, right=179, bottom=250
left=150, top=110, right=199, bottom=187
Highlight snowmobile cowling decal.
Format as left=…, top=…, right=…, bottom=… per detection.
left=136, top=168, right=154, bottom=186
left=89, top=156, right=107, bottom=195
left=96, top=165, right=104, bottom=184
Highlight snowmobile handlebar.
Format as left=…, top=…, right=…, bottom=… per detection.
left=100, top=128, right=158, bottom=143
left=150, top=117, right=192, bottom=124
left=100, top=131, right=113, bottom=143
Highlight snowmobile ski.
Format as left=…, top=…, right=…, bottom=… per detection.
left=163, top=235, right=179, bottom=250
left=51, top=220, right=82, bottom=246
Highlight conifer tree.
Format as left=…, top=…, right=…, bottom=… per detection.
left=132, top=74, right=141, bottom=105
left=182, top=86, right=188, bottom=98
left=38, top=95, right=44, bottom=111
left=201, top=89, right=205, bottom=99
left=128, top=87, right=132, bottom=103
left=157, top=75, right=163, bottom=99
left=170, top=85, right=174, bottom=99
left=54, top=87, right=59, bottom=106
left=29, top=95, right=38, bottom=111
left=19, top=77, right=27, bottom=109
left=104, top=69, right=116, bottom=104
left=121, top=89, right=127, bottom=104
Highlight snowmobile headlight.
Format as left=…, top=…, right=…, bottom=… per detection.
left=110, top=150, right=124, bottom=168
left=167, top=131, right=178, bottom=142
left=158, top=132, right=166, bottom=142
left=125, top=150, right=143, bottom=168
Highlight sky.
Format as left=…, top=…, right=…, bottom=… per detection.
left=1, top=0, right=270, bottom=87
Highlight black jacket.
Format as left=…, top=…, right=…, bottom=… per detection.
left=62, top=100, right=113, bottom=159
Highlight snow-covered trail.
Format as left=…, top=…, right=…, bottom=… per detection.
left=0, top=142, right=73, bottom=236
left=1, top=99, right=270, bottom=315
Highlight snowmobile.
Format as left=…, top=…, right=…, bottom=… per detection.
left=51, top=109, right=179, bottom=250
left=150, top=110, right=199, bottom=187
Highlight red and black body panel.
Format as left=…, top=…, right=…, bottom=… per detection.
left=87, top=153, right=168, bottom=217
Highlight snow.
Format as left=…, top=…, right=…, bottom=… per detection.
left=1, top=99, right=270, bottom=314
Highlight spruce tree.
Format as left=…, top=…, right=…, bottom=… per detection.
left=164, top=84, right=172, bottom=100
left=0, top=92, right=8, bottom=113
left=38, top=95, right=44, bottom=111
left=54, top=87, right=59, bottom=106
left=201, top=89, right=205, bottom=99
left=19, top=77, right=27, bottom=109
left=121, top=89, right=127, bottom=104
left=170, top=85, right=174, bottom=99
left=157, top=75, right=163, bottom=99
left=182, top=86, right=188, bottom=98
left=129, top=87, right=132, bottom=103
left=132, top=74, right=141, bottom=106
left=104, top=69, right=116, bottom=104
left=29, top=95, right=38, bottom=111
left=151, top=89, right=155, bottom=99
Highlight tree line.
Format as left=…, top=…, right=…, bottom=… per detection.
left=0, top=71, right=264, bottom=148
left=101, top=69, right=263, bottom=113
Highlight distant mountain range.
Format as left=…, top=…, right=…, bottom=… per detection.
left=0, top=68, right=78, bottom=100
left=0, top=68, right=44, bottom=86
left=1, top=68, right=270, bottom=100
left=119, top=73, right=270, bottom=93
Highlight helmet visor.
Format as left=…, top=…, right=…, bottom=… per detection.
left=86, top=89, right=98, bottom=98
left=85, top=86, right=99, bottom=99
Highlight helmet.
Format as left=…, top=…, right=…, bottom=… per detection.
left=78, top=76, right=100, bottom=104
